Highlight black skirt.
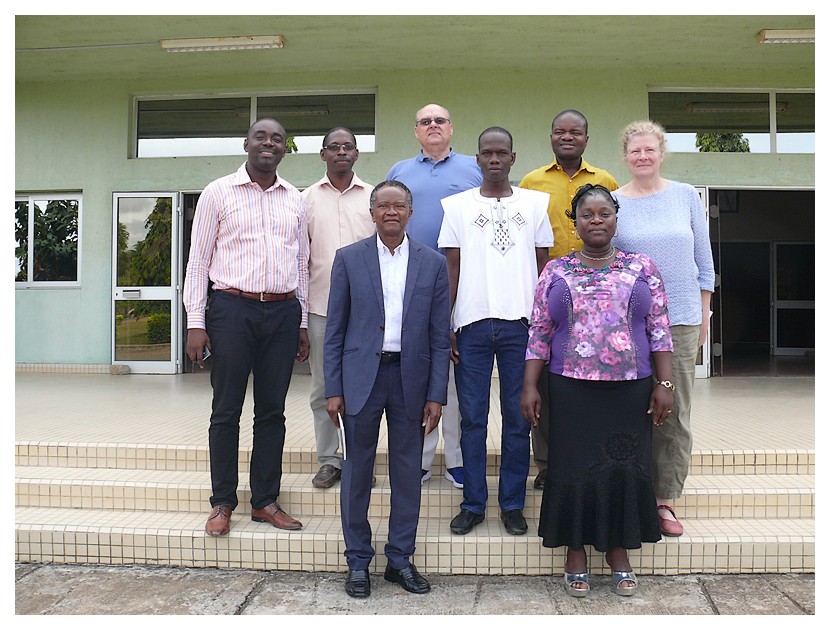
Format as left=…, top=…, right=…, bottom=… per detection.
left=538, top=374, right=662, bottom=551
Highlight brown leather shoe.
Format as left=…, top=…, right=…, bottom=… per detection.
left=251, top=502, right=303, bottom=530
left=205, top=504, right=233, bottom=536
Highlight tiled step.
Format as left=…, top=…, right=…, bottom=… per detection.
left=15, top=506, right=814, bottom=575
left=15, top=441, right=816, bottom=476
left=15, top=467, right=815, bottom=520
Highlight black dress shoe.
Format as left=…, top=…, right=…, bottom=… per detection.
left=345, top=569, right=371, bottom=598
left=533, top=471, right=546, bottom=490
left=384, top=563, right=430, bottom=594
left=450, top=508, right=484, bottom=535
left=500, top=509, right=528, bottom=535
left=312, top=464, right=342, bottom=489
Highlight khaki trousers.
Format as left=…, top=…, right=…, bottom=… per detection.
left=652, top=324, right=700, bottom=499
left=308, top=313, right=341, bottom=468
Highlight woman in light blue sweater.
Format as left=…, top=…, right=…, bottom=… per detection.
left=612, top=120, right=715, bottom=538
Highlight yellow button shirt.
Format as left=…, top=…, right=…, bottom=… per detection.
left=519, top=159, right=618, bottom=259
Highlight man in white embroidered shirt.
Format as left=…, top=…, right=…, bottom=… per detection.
left=183, top=117, right=309, bottom=537
left=438, top=127, right=553, bottom=537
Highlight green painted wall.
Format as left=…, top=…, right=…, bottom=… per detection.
left=15, top=64, right=814, bottom=364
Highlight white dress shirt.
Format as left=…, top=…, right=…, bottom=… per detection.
left=376, top=234, right=409, bottom=352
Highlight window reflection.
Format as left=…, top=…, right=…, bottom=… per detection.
left=116, top=197, right=172, bottom=287
left=136, top=93, right=377, bottom=157
left=649, top=91, right=814, bottom=154
left=114, top=300, right=172, bottom=361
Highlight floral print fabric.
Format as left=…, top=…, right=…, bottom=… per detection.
left=526, top=250, right=673, bottom=381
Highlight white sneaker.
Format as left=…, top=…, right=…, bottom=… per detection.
left=421, top=469, right=432, bottom=484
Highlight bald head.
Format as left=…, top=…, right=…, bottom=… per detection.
left=413, top=103, right=454, bottom=160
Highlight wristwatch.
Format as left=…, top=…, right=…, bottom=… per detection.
left=657, top=380, right=675, bottom=391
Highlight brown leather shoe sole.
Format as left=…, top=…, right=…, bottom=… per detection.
left=251, top=502, right=303, bottom=530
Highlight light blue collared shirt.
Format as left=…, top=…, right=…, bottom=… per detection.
left=387, top=149, right=482, bottom=253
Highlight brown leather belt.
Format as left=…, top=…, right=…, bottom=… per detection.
left=216, top=288, right=296, bottom=302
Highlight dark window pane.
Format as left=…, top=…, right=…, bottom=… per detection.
left=257, top=93, right=376, bottom=135
left=135, top=93, right=377, bottom=157
left=137, top=97, right=251, bottom=157
left=258, top=93, right=376, bottom=153
left=776, top=309, right=814, bottom=349
left=650, top=92, right=771, bottom=153
left=776, top=244, right=814, bottom=301
left=777, top=93, right=815, bottom=153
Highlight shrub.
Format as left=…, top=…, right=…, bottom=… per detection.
left=146, top=313, right=171, bottom=344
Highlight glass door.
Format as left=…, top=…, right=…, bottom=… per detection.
left=112, top=193, right=180, bottom=373
left=773, top=242, right=814, bottom=356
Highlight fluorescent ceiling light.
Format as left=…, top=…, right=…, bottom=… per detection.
left=160, top=35, right=285, bottom=53
left=687, top=102, right=788, bottom=114
left=756, top=29, right=814, bottom=44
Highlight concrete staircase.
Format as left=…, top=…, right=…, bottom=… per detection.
left=15, top=439, right=814, bottom=575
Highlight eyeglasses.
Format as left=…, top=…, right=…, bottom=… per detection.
left=415, top=117, right=451, bottom=127
left=323, top=143, right=357, bottom=153
left=375, top=202, right=410, bottom=211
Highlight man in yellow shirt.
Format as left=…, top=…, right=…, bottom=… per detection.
left=518, top=109, right=619, bottom=489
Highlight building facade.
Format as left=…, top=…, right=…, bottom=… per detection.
left=15, top=15, right=815, bottom=376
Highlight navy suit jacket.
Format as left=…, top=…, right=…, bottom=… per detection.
left=324, top=235, right=451, bottom=419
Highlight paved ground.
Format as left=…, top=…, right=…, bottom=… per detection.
left=15, top=563, right=814, bottom=616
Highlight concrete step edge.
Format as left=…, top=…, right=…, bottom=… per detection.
left=14, top=507, right=815, bottom=575
left=15, top=442, right=816, bottom=476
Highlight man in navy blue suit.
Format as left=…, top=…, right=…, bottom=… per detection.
left=324, top=180, right=450, bottom=598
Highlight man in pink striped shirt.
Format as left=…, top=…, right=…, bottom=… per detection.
left=183, top=117, right=310, bottom=537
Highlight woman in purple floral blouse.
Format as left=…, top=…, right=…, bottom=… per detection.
left=520, top=184, right=674, bottom=598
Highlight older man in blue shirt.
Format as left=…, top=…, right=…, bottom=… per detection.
left=387, top=103, right=482, bottom=490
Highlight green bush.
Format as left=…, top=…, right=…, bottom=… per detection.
left=146, top=313, right=171, bottom=344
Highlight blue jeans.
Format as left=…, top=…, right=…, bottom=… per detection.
left=455, top=318, right=530, bottom=514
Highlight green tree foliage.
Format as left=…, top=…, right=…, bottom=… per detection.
left=118, top=197, right=172, bottom=287
left=695, top=132, right=751, bottom=153
left=15, top=199, right=79, bottom=281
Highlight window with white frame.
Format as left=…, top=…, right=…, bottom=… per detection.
left=648, top=90, right=814, bottom=154
left=135, top=91, right=376, bottom=158
left=15, top=194, right=81, bottom=285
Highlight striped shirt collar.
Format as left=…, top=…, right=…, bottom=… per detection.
left=231, top=162, right=286, bottom=191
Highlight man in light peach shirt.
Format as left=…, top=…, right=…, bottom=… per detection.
left=184, top=117, right=309, bottom=537
left=302, top=127, right=374, bottom=489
